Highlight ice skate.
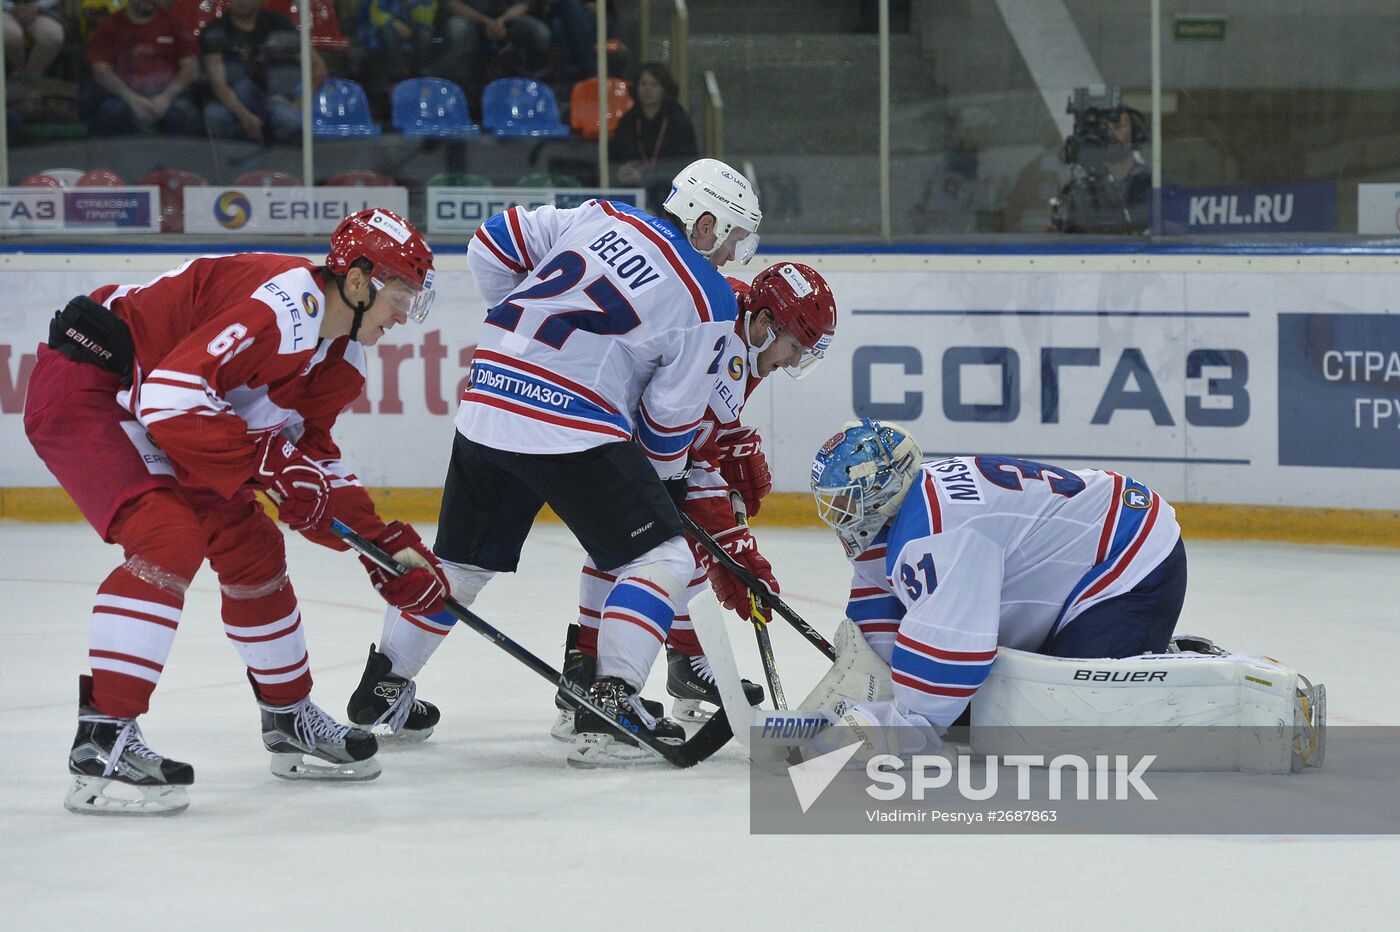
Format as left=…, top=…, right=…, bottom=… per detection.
left=666, top=645, right=764, bottom=723
left=261, top=696, right=381, bottom=781
left=567, top=676, right=686, bottom=769
left=64, top=675, right=193, bottom=817
left=550, top=623, right=597, bottom=742
left=347, top=644, right=440, bottom=742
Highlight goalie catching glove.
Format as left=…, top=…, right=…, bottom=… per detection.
left=358, top=521, right=449, bottom=616
left=684, top=496, right=779, bottom=622
left=253, top=434, right=330, bottom=531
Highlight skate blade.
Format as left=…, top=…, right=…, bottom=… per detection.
left=366, top=724, right=433, bottom=744
left=64, top=775, right=190, bottom=816
left=671, top=697, right=715, bottom=724
left=566, top=733, right=666, bottom=769
left=269, top=752, right=382, bottom=782
left=549, top=710, right=577, bottom=743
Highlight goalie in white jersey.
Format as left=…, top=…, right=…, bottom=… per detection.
left=349, top=158, right=764, bottom=764
left=808, top=419, right=1187, bottom=752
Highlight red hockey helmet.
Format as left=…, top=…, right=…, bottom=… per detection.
left=745, top=262, right=837, bottom=378
left=327, top=208, right=436, bottom=322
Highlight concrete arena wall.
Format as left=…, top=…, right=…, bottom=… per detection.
left=2, top=249, right=1398, bottom=546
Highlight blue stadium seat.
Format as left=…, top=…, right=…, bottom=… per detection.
left=481, top=79, right=571, bottom=139
left=392, top=78, right=481, bottom=139
left=312, top=78, right=381, bottom=139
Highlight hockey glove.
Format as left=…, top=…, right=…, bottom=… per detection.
left=253, top=435, right=330, bottom=532
left=359, top=521, right=448, bottom=616
left=716, top=426, right=772, bottom=517
left=705, top=525, right=779, bottom=622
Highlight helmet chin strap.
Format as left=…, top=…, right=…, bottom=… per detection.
left=337, top=275, right=379, bottom=342
left=743, top=310, right=775, bottom=370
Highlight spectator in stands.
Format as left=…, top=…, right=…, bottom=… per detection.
left=544, top=0, right=613, bottom=80
left=170, top=0, right=228, bottom=45
left=201, top=0, right=327, bottom=143
left=443, top=0, right=551, bottom=83
left=4, top=0, right=66, bottom=93
left=612, top=62, right=698, bottom=209
left=85, top=0, right=202, bottom=136
left=358, top=0, right=436, bottom=84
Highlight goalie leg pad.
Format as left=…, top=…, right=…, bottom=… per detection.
left=799, top=618, right=895, bottom=714
left=970, top=647, right=1327, bottom=774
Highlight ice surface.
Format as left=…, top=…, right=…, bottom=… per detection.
left=2, top=521, right=1398, bottom=929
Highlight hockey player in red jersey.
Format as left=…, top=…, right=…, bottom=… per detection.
left=557, top=262, right=839, bottom=736
left=23, top=208, right=449, bottom=815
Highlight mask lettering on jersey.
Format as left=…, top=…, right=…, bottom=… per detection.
left=471, top=365, right=574, bottom=410
left=587, top=230, right=665, bottom=294
left=931, top=458, right=984, bottom=504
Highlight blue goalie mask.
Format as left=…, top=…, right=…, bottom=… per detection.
left=810, top=419, right=923, bottom=557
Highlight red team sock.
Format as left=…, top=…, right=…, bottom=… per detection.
left=87, top=565, right=186, bottom=719
left=88, top=492, right=205, bottom=719
left=221, top=579, right=312, bottom=707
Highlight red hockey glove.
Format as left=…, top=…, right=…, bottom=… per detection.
left=716, top=426, right=772, bottom=517
left=685, top=496, right=778, bottom=621
left=253, top=435, right=330, bottom=532
left=359, top=521, right=448, bottom=616
left=704, top=525, right=779, bottom=623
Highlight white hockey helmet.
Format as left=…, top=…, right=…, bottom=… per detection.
left=662, top=158, right=762, bottom=265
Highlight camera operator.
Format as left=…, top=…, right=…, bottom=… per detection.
left=1050, top=86, right=1151, bottom=234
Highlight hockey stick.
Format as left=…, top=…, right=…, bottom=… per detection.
left=731, top=495, right=787, bottom=709
left=329, top=518, right=733, bottom=769
left=681, top=512, right=837, bottom=661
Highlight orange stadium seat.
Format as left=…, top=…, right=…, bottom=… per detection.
left=77, top=169, right=126, bottom=187
left=21, top=173, right=63, bottom=187
left=570, top=78, right=632, bottom=140
left=140, top=169, right=210, bottom=233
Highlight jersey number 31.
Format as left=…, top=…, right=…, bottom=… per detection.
left=486, top=251, right=640, bottom=349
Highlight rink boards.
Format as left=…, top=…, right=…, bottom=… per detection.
left=1, top=246, right=1397, bottom=542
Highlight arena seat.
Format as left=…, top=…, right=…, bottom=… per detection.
left=481, top=79, right=570, bottom=138
left=569, top=78, right=632, bottom=140
left=516, top=172, right=582, bottom=189
left=312, top=78, right=381, bottom=138
left=325, top=170, right=395, bottom=187
left=427, top=172, right=493, bottom=188
left=20, top=173, right=63, bottom=188
left=232, top=170, right=303, bottom=187
left=140, top=169, right=210, bottom=233
left=392, top=78, right=481, bottom=139
left=38, top=168, right=85, bottom=187
left=76, top=169, right=126, bottom=187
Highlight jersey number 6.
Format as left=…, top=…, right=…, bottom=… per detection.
left=485, top=251, right=641, bottom=349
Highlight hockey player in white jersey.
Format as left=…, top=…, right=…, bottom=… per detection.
left=347, top=158, right=763, bottom=763
left=807, top=419, right=1187, bottom=754
left=557, top=262, right=839, bottom=736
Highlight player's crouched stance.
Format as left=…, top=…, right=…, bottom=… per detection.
left=802, top=420, right=1325, bottom=770
left=26, top=209, right=447, bottom=814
